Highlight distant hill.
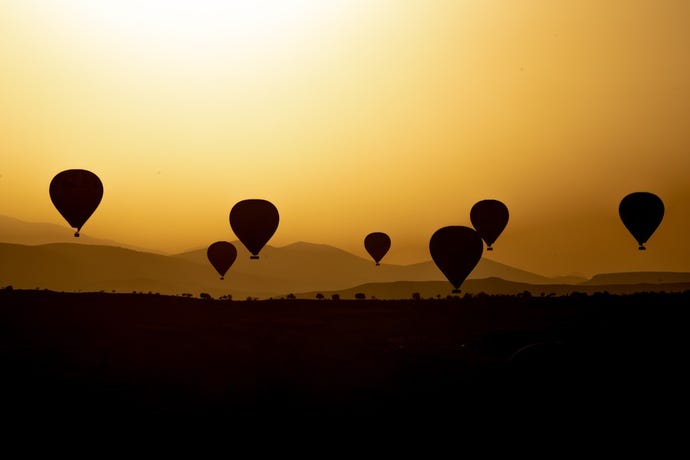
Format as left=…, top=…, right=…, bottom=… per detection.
left=2, top=216, right=689, bottom=298
left=295, top=279, right=690, bottom=300
left=1, top=240, right=556, bottom=299
left=0, top=215, right=156, bottom=253
left=174, top=241, right=555, bottom=289
left=0, top=243, right=259, bottom=299
left=1, top=215, right=553, bottom=288
left=583, top=272, right=690, bottom=285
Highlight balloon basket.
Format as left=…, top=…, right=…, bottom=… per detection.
left=375, top=262, right=380, bottom=266
left=74, top=232, right=80, bottom=237
left=638, top=245, right=646, bottom=251
left=250, top=255, right=260, bottom=260
left=486, top=247, right=493, bottom=251
left=452, top=289, right=461, bottom=294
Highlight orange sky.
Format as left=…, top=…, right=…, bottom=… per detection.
left=1, top=0, right=689, bottom=276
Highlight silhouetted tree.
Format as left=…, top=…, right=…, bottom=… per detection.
left=315, top=293, right=324, bottom=300
left=331, top=294, right=340, bottom=301
left=200, top=292, right=212, bottom=300
left=355, top=293, right=366, bottom=300
left=411, top=292, right=421, bottom=301
left=287, top=293, right=296, bottom=300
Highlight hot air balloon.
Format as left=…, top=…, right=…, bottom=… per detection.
left=364, top=232, right=391, bottom=266
left=619, top=192, right=664, bottom=250
left=207, top=241, right=237, bottom=280
left=429, top=226, right=483, bottom=293
left=49, top=169, right=103, bottom=237
left=470, top=199, right=509, bottom=251
left=229, top=199, right=279, bottom=259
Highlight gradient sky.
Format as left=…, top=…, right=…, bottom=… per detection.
left=1, top=0, right=689, bottom=277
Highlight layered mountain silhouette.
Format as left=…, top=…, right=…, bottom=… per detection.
left=0, top=215, right=157, bottom=253
left=1, top=241, right=551, bottom=298
left=3, top=241, right=689, bottom=299
left=2, top=215, right=689, bottom=299
left=295, top=278, right=690, bottom=299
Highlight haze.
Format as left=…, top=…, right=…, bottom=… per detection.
left=1, top=1, right=689, bottom=277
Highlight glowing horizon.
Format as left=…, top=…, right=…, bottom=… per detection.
left=1, top=0, right=689, bottom=277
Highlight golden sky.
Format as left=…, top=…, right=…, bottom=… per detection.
left=1, top=0, right=689, bottom=276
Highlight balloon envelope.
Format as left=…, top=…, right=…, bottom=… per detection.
left=49, top=169, right=103, bottom=237
left=229, top=199, right=279, bottom=259
left=364, top=232, right=391, bottom=265
left=207, top=241, right=237, bottom=279
left=429, top=226, right=483, bottom=293
left=619, top=192, right=664, bottom=250
left=470, top=199, right=509, bottom=250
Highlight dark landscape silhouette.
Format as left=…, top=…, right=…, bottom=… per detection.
left=1, top=288, right=687, bottom=424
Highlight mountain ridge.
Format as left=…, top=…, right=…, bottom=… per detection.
left=3, top=216, right=689, bottom=298
left=2, top=241, right=689, bottom=299
left=0, top=214, right=163, bottom=254
left=293, top=278, right=690, bottom=300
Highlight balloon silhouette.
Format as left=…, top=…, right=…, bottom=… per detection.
left=49, top=169, right=103, bottom=237
left=207, top=241, right=237, bottom=280
left=470, top=199, right=509, bottom=251
left=229, top=199, right=279, bottom=259
left=429, top=226, right=483, bottom=293
left=364, top=232, right=391, bottom=266
left=619, top=192, right=664, bottom=250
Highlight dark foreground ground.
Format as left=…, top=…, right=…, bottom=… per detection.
left=1, top=289, right=688, bottom=427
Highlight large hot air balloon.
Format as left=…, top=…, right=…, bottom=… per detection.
left=207, top=241, right=237, bottom=280
left=229, top=199, right=279, bottom=259
left=364, top=232, right=391, bottom=266
left=49, top=169, right=103, bottom=237
left=470, top=199, right=509, bottom=251
left=619, top=192, right=664, bottom=250
left=429, top=226, right=483, bottom=293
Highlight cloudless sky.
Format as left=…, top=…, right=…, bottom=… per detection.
left=1, top=0, right=689, bottom=276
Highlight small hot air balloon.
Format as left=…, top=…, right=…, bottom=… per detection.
left=364, top=232, right=391, bottom=266
left=49, top=169, right=103, bottom=237
left=207, top=241, right=237, bottom=280
left=619, top=192, right=664, bottom=250
left=470, top=199, right=509, bottom=251
left=230, top=199, right=279, bottom=259
left=429, top=226, right=483, bottom=294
